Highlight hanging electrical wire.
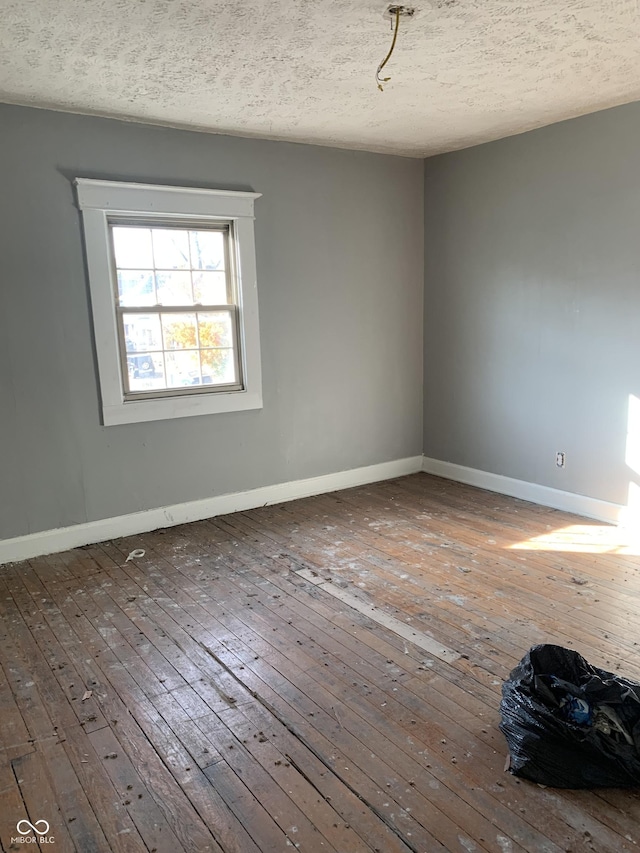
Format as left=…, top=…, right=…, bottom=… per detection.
left=376, top=6, right=402, bottom=92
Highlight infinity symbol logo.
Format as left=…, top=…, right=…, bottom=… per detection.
left=16, top=819, right=50, bottom=836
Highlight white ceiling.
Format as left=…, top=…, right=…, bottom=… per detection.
left=2, top=0, right=640, bottom=157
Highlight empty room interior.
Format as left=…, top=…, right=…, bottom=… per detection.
left=3, top=1, right=640, bottom=850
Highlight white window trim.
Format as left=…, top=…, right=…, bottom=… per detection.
left=76, top=179, right=263, bottom=426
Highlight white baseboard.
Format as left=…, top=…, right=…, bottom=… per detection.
left=0, top=456, right=423, bottom=565
left=4, top=454, right=623, bottom=565
left=422, top=456, right=624, bottom=524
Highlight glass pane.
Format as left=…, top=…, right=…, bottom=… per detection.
left=198, top=312, right=233, bottom=348
left=112, top=227, right=153, bottom=268
left=193, top=271, right=228, bottom=305
left=117, top=271, right=155, bottom=306
left=152, top=229, right=190, bottom=270
left=161, top=313, right=197, bottom=350
left=127, top=353, right=166, bottom=393
left=201, top=348, right=236, bottom=384
left=122, top=314, right=162, bottom=352
left=156, top=271, right=193, bottom=305
left=165, top=350, right=200, bottom=388
left=190, top=230, right=225, bottom=270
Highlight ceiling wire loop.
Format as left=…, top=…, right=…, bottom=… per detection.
left=376, top=6, right=402, bottom=91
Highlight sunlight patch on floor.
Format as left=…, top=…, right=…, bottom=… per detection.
left=507, top=523, right=640, bottom=555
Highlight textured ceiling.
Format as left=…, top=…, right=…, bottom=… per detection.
left=1, top=0, right=640, bottom=156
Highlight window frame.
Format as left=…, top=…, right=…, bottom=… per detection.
left=76, top=179, right=263, bottom=425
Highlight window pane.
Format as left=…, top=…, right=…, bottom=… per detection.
left=113, top=225, right=237, bottom=396
left=122, top=313, right=162, bottom=352
left=161, top=313, right=197, bottom=349
left=193, top=271, right=228, bottom=305
left=165, top=350, right=200, bottom=387
left=118, top=271, right=155, bottom=306
left=197, top=311, right=233, bottom=348
left=128, top=353, right=166, bottom=393
left=201, top=348, right=236, bottom=384
left=156, top=272, right=193, bottom=306
left=152, top=228, right=190, bottom=270
left=190, top=230, right=225, bottom=270
left=112, top=227, right=153, bottom=268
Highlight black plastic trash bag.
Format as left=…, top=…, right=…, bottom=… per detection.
left=500, top=644, right=640, bottom=788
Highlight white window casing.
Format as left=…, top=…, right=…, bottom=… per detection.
left=76, top=179, right=262, bottom=425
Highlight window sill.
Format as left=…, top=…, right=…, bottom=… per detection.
left=102, top=388, right=263, bottom=425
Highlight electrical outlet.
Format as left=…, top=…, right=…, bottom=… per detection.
left=556, top=451, right=566, bottom=468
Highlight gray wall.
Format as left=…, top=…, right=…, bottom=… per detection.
left=0, top=104, right=424, bottom=539
left=424, top=102, right=640, bottom=506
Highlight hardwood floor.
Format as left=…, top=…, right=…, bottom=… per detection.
left=1, top=473, right=640, bottom=852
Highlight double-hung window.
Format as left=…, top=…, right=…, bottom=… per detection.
left=76, top=180, right=262, bottom=425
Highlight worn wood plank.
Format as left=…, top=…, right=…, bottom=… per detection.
left=10, top=749, right=76, bottom=850
left=87, top=726, right=183, bottom=853
left=0, top=753, right=32, bottom=853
